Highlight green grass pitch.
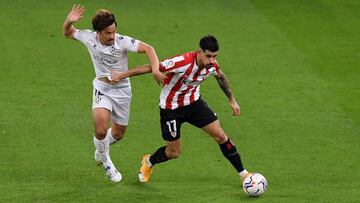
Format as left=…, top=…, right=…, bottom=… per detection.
left=0, top=0, right=359, bottom=202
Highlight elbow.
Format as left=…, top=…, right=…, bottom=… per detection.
left=63, top=30, right=70, bottom=38
left=146, top=65, right=152, bottom=73
left=146, top=45, right=155, bottom=54
left=63, top=31, right=73, bottom=39
left=63, top=27, right=75, bottom=39
left=63, top=31, right=70, bottom=38
left=143, top=44, right=156, bottom=54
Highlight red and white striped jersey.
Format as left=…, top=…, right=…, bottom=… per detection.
left=159, top=51, right=220, bottom=109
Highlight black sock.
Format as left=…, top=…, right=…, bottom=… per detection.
left=149, top=146, right=169, bottom=166
left=219, top=139, right=245, bottom=172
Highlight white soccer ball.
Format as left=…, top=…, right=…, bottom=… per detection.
left=243, top=173, right=267, bottom=197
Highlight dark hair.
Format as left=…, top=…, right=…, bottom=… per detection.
left=92, top=9, right=117, bottom=32
left=199, top=35, right=219, bottom=52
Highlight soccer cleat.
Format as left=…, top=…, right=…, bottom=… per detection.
left=94, top=150, right=102, bottom=166
left=241, top=171, right=252, bottom=182
left=105, top=164, right=122, bottom=183
left=138, top=154, right=153, bottom=182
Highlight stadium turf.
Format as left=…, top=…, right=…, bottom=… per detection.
left=0, top=0, right=359, bottom=202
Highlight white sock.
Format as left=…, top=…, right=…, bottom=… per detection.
left=93, top=136, right=111, bottom=165
left=239, top=169, right=249, bottom=179
left=106, top=128, right=118, bottom=145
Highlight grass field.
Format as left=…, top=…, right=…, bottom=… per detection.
left=1, top=0, right=359, bottom=202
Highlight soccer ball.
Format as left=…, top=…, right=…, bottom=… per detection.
left=243, top=173, right=267, bottom=197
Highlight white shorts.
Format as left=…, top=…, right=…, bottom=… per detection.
left=92, top=86, right=132, bottom=125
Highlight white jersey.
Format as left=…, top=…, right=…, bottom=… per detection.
left=74, top=29, right=140, bottom=90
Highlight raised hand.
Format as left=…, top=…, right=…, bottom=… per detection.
left=66, top=4, right=85, bottom=23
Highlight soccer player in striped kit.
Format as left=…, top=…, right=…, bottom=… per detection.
left=63, top=5, right=165, bottom=182
left=113, top=35, right=250, bottom=184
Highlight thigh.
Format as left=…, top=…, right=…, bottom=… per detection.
left=92, top=89, right=112, bottom=129
left=109, top=86, right=132, bottom=126
left=201, top=120, right=228, bottom=144
left=160, top=108, right=184, bottom=141
left=92, top=89, right=112, bottom=112
left=111, top=97, right=131, bottom=126
left=187, top=98, right=218, bottom=128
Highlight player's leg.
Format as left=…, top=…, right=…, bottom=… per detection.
left=96, top=89, right=130, bottom=158
left=96, top=122, right=126, bottom=163
left=92, top=89, right=122, bottom=182
left=139, top=139, right=181, bottom=183
left=139, top=108, right=183, bottom=182
left=92, top=107, right=111, bottom=164
left=92, top=89, right=113, bottom=165
left=202, top=120, right=249, bottom=180
left=106, top=121, right=127, bottom=144
left=152, top=139, right=181, bottom=164
left=187, top=98, right=249, bottom=180
left=108, top=90, right=131, bottom=143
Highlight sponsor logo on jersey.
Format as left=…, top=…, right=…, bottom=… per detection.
left=93, top=55, right=118, bottom=65
left=181, top=78, right=190, bottom=85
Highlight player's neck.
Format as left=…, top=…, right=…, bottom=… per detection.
left=97, top=34, right=111, bottom=46
left=195, top=54, right=205, bottom=69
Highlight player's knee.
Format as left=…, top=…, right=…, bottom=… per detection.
left=112, top=129, right=125, bottom=140
left=217, top=134, right=228, bottom=144
left=214, top=130, right=228, bottom=144
left=95, top=128, right=107, bottom=139
left=166, top=148, right=181, bottom=159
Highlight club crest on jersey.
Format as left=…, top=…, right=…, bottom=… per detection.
left=170, top=131, right=177, bottom=138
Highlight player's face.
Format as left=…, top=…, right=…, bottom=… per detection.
left=98, top=23, right=116, bottom=46
left=198, top=49, right=218, bottom=69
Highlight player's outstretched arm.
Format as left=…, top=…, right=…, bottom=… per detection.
left=63, top=4, right=85, bottom=39
left=215, top=70, right=240, bottom=116
left=137, top=42, right=166, bottom=85
left=110, top=64, right=152, bottom=84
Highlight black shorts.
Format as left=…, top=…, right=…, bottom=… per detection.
left=160, top=98, right=218, bottom=141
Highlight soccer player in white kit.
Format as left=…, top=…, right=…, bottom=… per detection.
left=63, top=5, right=165, bottom=182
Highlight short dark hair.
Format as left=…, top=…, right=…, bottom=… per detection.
left=199, top=35, right=219, bottom=52
left=92, top=9, right=117, bottom=32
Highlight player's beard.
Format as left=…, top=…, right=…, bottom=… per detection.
left=105, top=39, right=115, bottom=46
left=205, top=63, right=215, bottom=69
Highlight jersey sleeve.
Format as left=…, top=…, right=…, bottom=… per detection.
left=73, top=29, right=93, bottom=44
left=159, top=55, right=188, bottom=73
left=117, top=35, right=140, bottom=52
